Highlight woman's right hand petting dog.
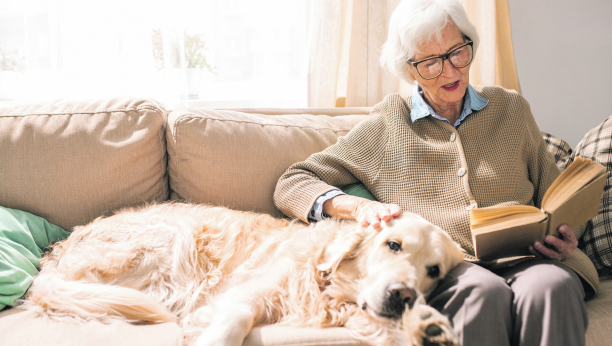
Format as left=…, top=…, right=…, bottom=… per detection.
left=323, top=195, right=403, bottom=229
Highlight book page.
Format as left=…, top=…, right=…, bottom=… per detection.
left=545, top=172, right=607, bottom=236
left=470, top=204, right=541, bottom=229
left=541, top=157, right=606, bottom=211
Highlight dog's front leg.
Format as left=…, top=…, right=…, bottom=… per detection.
left=193, top=287, right=258, bottom=346
left=190, top=262, right=290, bottom=346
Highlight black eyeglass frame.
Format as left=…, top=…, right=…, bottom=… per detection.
left=407, top=41, right=474, bottom=80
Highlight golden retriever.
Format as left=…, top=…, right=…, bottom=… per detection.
left=24, top=202, right=463, bottom=346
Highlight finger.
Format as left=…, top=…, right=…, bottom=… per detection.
left=529, top=245, right=544, bottom=259
left=533, top=242, right=561, bottom=261
left=368, top=213, right=382, bottom=229
left=368, top=203, right=389, bottom=223
left=389, top=204, right=402, bottom=217
left=557, top=224, right=577, bottom=243
left=543, top=235, right=565, bottom=252
left=379, top=204, right=402, bottom=222
left=377, top=207, right=392, bottom=222
left=355, top=200, right=375, bottom=227
left=554, top=224, right=578, bottom=259
left=356, top=213, right=369, bottom=227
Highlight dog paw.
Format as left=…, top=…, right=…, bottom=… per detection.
left=421, top=324, right=454, bottom=346
left=406, top=304, right=458, bottom=346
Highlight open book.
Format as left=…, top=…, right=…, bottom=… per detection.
left=469, top=157, right=607, bottom=261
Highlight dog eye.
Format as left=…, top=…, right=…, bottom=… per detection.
left=386, top=241, right=401, bottom=253
left=427, top=265, right=440, bottom=278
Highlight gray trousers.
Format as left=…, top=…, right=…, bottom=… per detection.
left=427, top=259, right=588, bottom=346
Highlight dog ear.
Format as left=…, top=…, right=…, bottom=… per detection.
left=441, top=232, right=464, bottom=273
left=316, top=227, right=368, bottom=274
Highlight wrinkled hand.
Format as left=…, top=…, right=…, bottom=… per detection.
left=529, top=224, right=577, bottom=261
left=354, top=200, right=402, bottom=229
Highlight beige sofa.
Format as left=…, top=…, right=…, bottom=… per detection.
left=0, top=97, right=610, bottom=346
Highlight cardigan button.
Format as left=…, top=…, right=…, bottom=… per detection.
left=450, top=133, right=456, bottom=142
left=466, top=203, right=477, bottom=210
left=457, top=167, right=466, bottom=177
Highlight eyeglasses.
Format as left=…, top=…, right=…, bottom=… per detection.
left=407, top=41, right=473, bottom=80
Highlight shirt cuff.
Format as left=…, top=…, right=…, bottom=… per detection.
left=309, top=190, right=347, bottom=222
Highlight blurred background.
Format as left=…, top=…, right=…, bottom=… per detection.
left=0, top=0, right=611, bottom=146
left=0, top=0, right=309, bottom=109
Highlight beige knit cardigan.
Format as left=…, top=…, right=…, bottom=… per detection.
left=274, top=85, right=599, bottom=295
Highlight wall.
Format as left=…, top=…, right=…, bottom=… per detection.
left=509, top=0, right=612, bottom=147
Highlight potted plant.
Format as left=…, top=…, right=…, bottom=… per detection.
left=151, top=29, right=214, bottom=100
left=0, top=41, right=26, bottom=101
left=184, top=31, right=214, bottom=99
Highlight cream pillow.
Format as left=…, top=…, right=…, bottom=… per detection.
left=166, top=108, right=370, bottom=216
left=0, top=98, right=168, bottom=231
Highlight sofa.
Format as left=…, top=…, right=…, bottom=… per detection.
left=0, top=97, right=610, bottom=346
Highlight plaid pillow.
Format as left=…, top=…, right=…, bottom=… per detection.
left=541, top=131, right=573, bottom=171
left=567, top=117, right=612, bottom=276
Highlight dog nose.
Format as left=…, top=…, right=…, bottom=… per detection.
left=382, top=283, right=417, bottom=318
left=388, top=283, right=417, bottom=306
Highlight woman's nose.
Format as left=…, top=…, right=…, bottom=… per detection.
left=441, top=58, right=459, bottom=78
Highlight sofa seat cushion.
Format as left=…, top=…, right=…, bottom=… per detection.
left=0, top=98, right=169, bottom=231
left=586, top=276, right=612, bottom=345
left=166, top=108, right=370, bottom=216
left=2, top=281, right=610, bottom=346
left=0, top=308, right=180, bottom=346
left=244, top=325, right=366, bottom=346
left=0, top=307, right=367, bottom=346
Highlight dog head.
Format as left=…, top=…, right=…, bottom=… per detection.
left=358, top=212, right=463, bottom=319
left=318, top=212, right=463, bottom=321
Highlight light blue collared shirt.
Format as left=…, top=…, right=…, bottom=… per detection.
left=411, top=84, right=489, bottom=128
left=308, top=84, right=489, bottom=221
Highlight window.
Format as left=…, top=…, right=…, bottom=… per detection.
left=0, top=0, right=309, bottom=108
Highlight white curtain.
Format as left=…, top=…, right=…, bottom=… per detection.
left=461, top=0, right=521, bottom=92
left=0, top=0, right=309, bottom=108
left=307, top=0, right=403, bottom=107
left=307, top=0, right=521, bottom=108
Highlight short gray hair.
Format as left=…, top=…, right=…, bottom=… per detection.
left=380, top=0, right=479, bottom=83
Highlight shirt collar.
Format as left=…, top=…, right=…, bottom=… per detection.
left=410, top=84, right=489, bottom=128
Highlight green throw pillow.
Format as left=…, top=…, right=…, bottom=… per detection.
left=341, top=183, right=378, bottom=201
left=0, top=207, right=70, bottom=310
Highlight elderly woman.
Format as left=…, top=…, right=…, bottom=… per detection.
left=274, top=0, right=598, bottom=345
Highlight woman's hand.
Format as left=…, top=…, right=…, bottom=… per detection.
left=322, top=195, right=402, bottom=229
left=355, top=199, right=403, bottom=228
left=528, top=224, right=578, bottom=261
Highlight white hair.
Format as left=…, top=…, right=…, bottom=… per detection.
left=380, top=0, right=479, bottom=83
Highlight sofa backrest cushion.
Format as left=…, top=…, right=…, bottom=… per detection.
left=166, top=108, right=370, bottom=216
left=0, top=98, right=168, bottom=231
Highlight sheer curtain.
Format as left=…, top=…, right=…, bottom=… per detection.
left=307, top=0, right=521, bottom=107
left=307, top=0, right=403, bottom=107
left=0, top=0, right=309, bottom=109
left=0, top=0, right=520, bottom=109
left=462, top=0, right=520, bottom=93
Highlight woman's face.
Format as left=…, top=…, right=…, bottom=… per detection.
left=409, top=23, right=470, bottom=112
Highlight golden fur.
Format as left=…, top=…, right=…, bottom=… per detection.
left=24, top=202, right=463, bottom=346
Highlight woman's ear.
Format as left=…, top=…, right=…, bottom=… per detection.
left=316, top=227, right=368, bottom=274
left=405, top=66, right=418, bottom=84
